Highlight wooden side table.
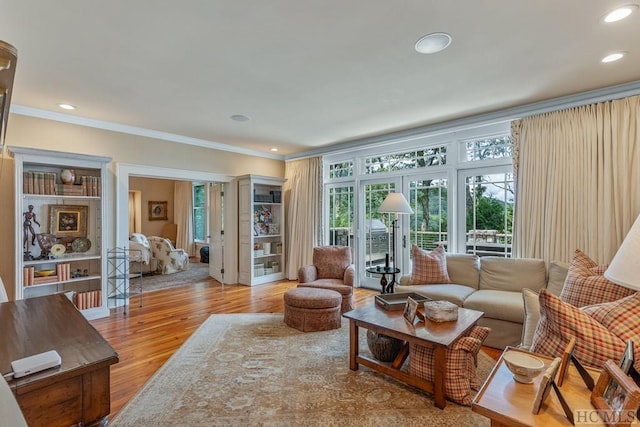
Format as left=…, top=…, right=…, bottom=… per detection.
left=472, top=347, right=611, bottom=427
left=366, top=266, right=400, bottom=293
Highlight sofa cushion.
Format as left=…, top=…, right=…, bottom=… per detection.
left=479, top=257, right=546, bottom=292
left=531, top=289, right=625, bottom=369
left=463, top=290, right=523, bottom=324
left=445, top=253, right=480, bottom=289
left=519, top=288, right=540, bottom=350
left=409, top=245, right=451, bottom=285
left=546, top=261, right=569, bottom=296
left=559, top=249, right=634, bottom=308
left=395, top=284, right=476, bottom=307
left=408, top=326, right=490, bottom=405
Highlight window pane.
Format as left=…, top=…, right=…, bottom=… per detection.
left=328, top=186, right=354, bottom=247
left=465, top=135, right=512, bottom=162
left=465, top=173, right=513, bottom=257
left=408, top=178, right=448, bottom=253
left=364, top=183, right=394, bottom=270
left=192, top=184, right=206, bottom=241
left=328, top=161, right=353, bottom=178
left=365, top=147, right=446, bottom=174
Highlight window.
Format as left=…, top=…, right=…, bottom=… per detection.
left=408, top=177, right=448, bottom=252
left=323, top=123, right=512, bottom=281
left=464, top=135, right=512, bottom=162
left=461, top=169, right=514, bottom=257
left=327, top=185, right=355, bottom=247
left=193, top=183, right=207, bottom=242
left=328, top=161, right=354, bottom=178
left=364, top=146, right=447, bottom=174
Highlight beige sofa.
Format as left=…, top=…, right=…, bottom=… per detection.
left=395, top=254, right=568, bottom=349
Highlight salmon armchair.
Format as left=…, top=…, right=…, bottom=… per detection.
left=297, top=245, right=355, bottom=313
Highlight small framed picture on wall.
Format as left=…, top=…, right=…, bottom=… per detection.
left=148, top=201, right=168, bottom=221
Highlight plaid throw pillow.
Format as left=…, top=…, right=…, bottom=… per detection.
left=409, top=245, right=451, bottom=285
left=408, top=326, right=490, bottom=405
left=582, top=292, right=640, bottom=372
left=531, top=289, right=625, bottom=369
left=559, top=249, right=634, bottom=308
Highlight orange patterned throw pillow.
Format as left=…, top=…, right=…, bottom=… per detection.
left=531, top=289, right=633, bottom=370
left=409, top=245, right=451, bottom=285
left=559, top=249, right=634, bottom=308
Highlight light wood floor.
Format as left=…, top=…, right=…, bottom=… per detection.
left=90, top=278, right=502, bottom=418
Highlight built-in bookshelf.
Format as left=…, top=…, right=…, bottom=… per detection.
left=9, top=147, right=111, bottom=320
left=237, top=175, right=286, bottom=285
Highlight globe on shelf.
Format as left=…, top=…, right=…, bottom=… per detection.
left=60, top=168, right=76, bottom=185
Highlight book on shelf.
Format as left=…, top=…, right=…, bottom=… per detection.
left=23, top=171, right=58, bottom=195
left=79, top=175, right=101, bottom=196
left=55, top=184, right=85, bottom=196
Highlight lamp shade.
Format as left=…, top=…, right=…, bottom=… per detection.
left=378, top=192, right=414, bottom=215
left=605, top=214, right=640, bottom=291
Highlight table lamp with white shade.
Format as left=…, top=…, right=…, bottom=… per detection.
left=378, top=192, right=414, bottom=271
left=605, top=214, right=640, bottom=292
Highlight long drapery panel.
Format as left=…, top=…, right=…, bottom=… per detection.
left=512, top=95, right=640, bottom=265
left=174, top=181, right=195, bottom=257
left=284, top=157, right=322, bottom=280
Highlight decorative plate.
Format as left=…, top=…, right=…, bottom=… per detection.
left=51, top=243, right=66, bottom=256
left=71, top=237, right=91, bottom=253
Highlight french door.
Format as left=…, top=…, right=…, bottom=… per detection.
left=401, top=173, right=449, bottom=274
left=358, top=178, right=400, bottom=289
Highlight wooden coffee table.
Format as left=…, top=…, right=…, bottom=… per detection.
left=343, top=303, right=484, bottom=409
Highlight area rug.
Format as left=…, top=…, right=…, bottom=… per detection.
left=130, top=261, right=212, bottom=294
left=111, top=314, right=492, bottom=426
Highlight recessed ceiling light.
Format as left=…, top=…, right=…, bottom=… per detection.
left=230, top=114, right=250, bottom=122
left=603, top=5, right=638, bottom=23
left=602, top=52, right=626, bottom=63
left=58, top=103, right=76, bottom=110
left=270, top=148, right=278, bottom=152
left=414, top=32, right=452, bottom=54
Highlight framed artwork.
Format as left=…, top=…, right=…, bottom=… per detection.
left=619, top=339, right=635, bottom=375
left=148, top=201, right=168, bottom=221
left=558, top=337, right=576, bottom=387
left=49, top=205, right=87, bottom=238
left=403, top=296, right=419, bottom=324
left=532, top=357, right=562, bottom=414
left=591, top=360, right=640, bottom=427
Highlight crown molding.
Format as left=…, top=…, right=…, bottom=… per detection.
left=9, top=105, right=284, bottom=161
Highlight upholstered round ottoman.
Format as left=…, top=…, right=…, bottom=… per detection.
left=283, top=287, right=342, bottom=332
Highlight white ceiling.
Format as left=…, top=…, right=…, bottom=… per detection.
left=2, top=1, right=640, bottom=158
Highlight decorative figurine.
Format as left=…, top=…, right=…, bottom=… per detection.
left=23, top=204, right=40, bottom=249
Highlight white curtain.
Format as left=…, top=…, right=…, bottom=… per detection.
left=174, top=181, right=195, bottom=256
left=284, top=157, right=322, bottom=280
left=128, top=191, right=136, bottom=235
left=512, top=95, right=640, bottom=265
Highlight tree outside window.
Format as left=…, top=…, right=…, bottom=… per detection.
left=193, top=184, right=206, bottom=241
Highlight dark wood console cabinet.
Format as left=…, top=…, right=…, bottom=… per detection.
left=0, top=294, right=118, bottom=426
